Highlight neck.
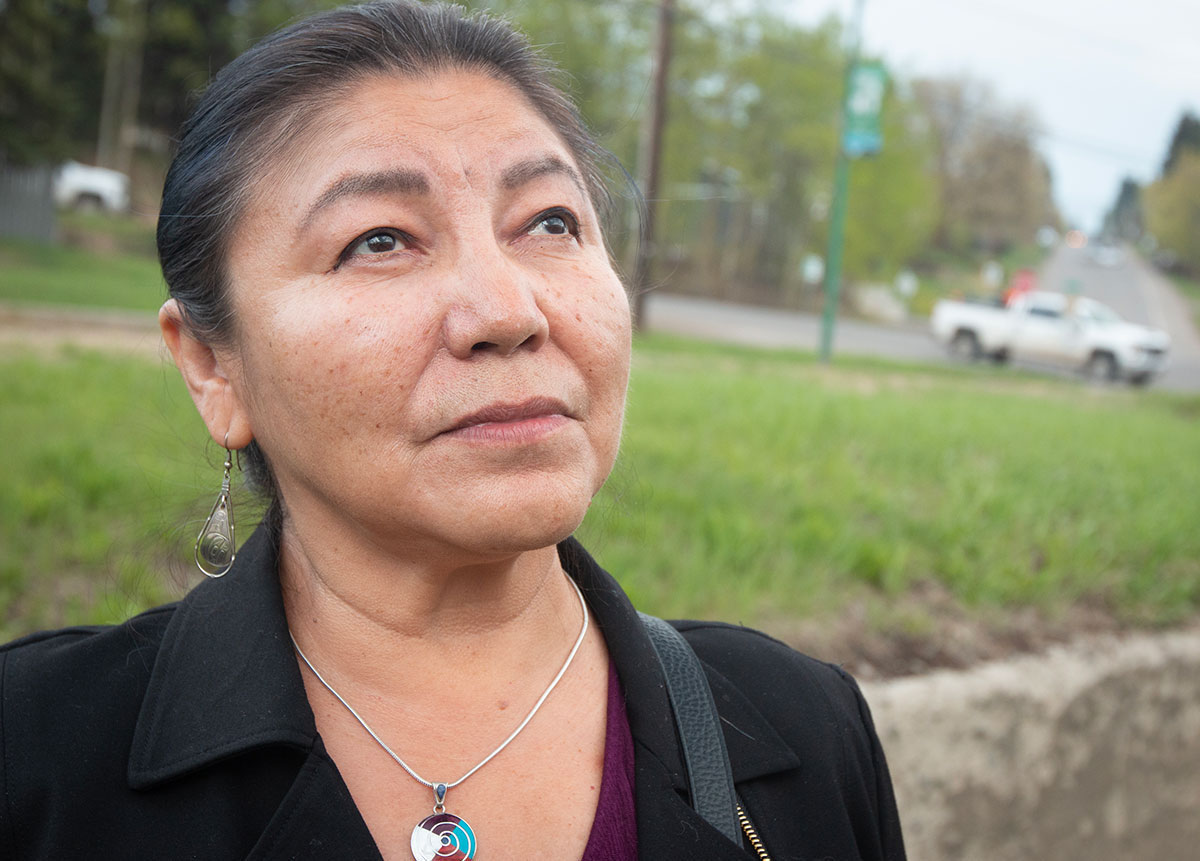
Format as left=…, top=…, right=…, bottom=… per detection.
left=277, top=512, right=583, bottom=702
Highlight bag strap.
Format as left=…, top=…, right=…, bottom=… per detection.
left=639, top=612, right=744, bottom=848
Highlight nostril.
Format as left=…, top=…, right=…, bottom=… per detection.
left=470, top=332, right=540, bottom=353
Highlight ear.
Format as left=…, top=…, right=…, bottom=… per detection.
left=160, top=299, right=255, bottom=449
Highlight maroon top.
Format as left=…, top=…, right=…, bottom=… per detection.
left=579, top=661, right=638, bottom=860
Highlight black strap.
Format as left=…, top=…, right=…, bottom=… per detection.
left=639, top=612, right=744, bottom=848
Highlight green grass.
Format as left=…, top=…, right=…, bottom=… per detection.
left=4, top=337, right=1198, bottom=643
left=580, top=335, right=1200, bottom=628
left=0, top=348, right=218, bottom=640
left=58, top=210, right=160, bottom=258
left=0, top=211, right=164, bottom=313
left=1169, top=273, right=1200, bottom=330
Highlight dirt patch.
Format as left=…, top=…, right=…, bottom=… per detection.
left=0, top=303, right=165, bottom=360
left=767, top=582, right=1157, bottom=681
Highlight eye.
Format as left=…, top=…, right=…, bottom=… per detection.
left=337, top=228, right=410, bottom=266
left=527, top=208, right=579, bottom=238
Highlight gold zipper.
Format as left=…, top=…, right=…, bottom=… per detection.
left=736, top=802, right=771, bottom=860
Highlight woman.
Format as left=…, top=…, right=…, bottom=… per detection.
left=0, top=3, right=904, bottom=859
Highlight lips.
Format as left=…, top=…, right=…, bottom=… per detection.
left=443, top=396, right=572, bottom=436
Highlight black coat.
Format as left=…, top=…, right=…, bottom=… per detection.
left=1, top=528, right=905, bottom=860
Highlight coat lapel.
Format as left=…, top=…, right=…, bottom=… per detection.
left=246, top=740, right=383, bottom=861
left=127, top=528, right=315, bottom=789
left=126, top=527, right=386, bottom=858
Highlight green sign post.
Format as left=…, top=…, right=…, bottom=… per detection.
left=843, top=61, right=887, bottom=157
left=819, top=54, right=887, bottom=362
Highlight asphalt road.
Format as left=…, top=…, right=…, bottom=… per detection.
left=643, top=246, right=1200, bottom=393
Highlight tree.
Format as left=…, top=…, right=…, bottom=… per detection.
left=843, top=82, right=939, bottom=280
left=1101, top=178, right=1143, bottom=243
left=911, top=75, right=1058, bottom=254
left=1144, top=151, right=1200, bottom=274
left=1161, top=111, right=1200, bottom=177
left=910, top=76, right=992, bottom=250
left=650, top=7, right=845, bottom=294
left=0, top=0, right=103, bottom=165
left=957, top=113, right=1054, bottom=253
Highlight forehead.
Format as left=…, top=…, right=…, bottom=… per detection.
left=265, top=70, right=578, bottom=204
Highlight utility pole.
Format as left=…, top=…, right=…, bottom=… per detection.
left=819, top=0, right=867, bottom=363
left=629, top=0, right=675, bottom=330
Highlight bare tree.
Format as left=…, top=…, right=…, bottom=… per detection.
left=912, top=75, right=1057, bottom=253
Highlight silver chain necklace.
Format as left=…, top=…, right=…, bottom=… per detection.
left=289, top=574, right=589, bottom=861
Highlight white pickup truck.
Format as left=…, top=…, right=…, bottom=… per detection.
left=53, top=161, right=130, bottom=212
left=931, top=291, right=1170, bottom=385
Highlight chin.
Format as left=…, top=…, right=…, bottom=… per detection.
left=427, top=468, right=601, bottom=559
left=451, top=495, right=590, bottom=557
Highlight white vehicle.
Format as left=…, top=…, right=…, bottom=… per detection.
left=931, top=291, right=1170, bottom=385
left=53, top=160, right=130, bottom=212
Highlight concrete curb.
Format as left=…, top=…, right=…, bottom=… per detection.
left=862, top=628, right=1200, bottom=859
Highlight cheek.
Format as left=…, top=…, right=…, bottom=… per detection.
left=234, top=292, right=438, bottom=442
left=579, top=274, right=633, bottom=385
left=550, top=256, right=631, bottom=350
left=555, top=266, right=632, bottom=425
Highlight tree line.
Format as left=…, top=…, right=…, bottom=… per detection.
left=1103, top=112, right=1200, bottom=277
left=1, top=0, right=1061, bottom=304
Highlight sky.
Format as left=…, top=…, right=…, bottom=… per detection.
left=786, top=0, right=1199, bottom=231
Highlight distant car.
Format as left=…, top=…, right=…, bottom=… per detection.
left=53, top=161, right=130, bottom=212
left=932, top=291, right=1170, bottom=385
left=1087, top=241, right=1125, bottom=268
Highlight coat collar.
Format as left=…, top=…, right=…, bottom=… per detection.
left=128, top=528, right=797, bottom=857
left=128, top=526, right=315, bottom=788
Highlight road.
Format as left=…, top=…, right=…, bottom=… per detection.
left=643, top=245, right=1200, bottom=393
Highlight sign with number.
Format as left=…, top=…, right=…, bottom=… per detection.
left=842, top=61, right=887, bottom=157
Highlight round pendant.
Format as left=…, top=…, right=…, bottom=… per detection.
left=410, top=812, right=477, bottom=861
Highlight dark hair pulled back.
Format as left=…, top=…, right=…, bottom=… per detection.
left=157, top=0, right=624, bottom=533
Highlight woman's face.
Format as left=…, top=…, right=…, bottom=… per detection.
left=217, top=70, right=631, bottom=558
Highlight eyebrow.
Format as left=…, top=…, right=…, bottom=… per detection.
left=299, top=156, right=586, bottom=231
left=500, top=155, right=587, bottom=198
left=301, top=168, right=431, bottom=229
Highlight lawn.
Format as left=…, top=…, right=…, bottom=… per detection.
left=0, top=348, right=211, bottom=639
left=4, top=336, right=1198, bottom=647
left=0, top=213, right=164, bottom=312
left=0, top=238, right=164, bottom=312
left=583, top=338, right=1200, bottom=630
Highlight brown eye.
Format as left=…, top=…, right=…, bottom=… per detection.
left=349, top=231, right=405, bottom=256
left=365, top=234, right=397, bottom=252
left=528, top=209, right=578, bottom=237
left=532, top=216, right=569, bottom=235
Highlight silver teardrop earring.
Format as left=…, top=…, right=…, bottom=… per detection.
left=195, top=434, right=236, bottom=578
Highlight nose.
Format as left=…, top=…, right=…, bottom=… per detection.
left=442, top=257, right=550, bottom=359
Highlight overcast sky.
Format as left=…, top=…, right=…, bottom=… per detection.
left=787, top=0, right=1199, bottom=231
